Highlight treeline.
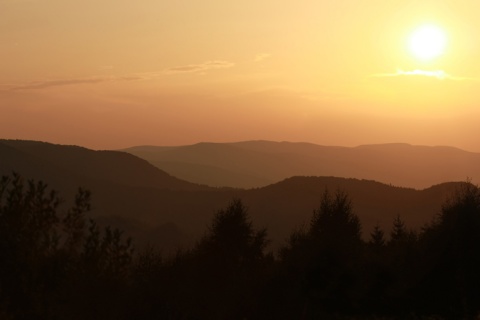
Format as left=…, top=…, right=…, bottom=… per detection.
left=1, top=173, right=480, bottom=319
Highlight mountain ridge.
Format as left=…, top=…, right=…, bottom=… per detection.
left=0, top=139, right=209, bottom=192
left=0, top=139, right=469, bottom=252
left=122, top=140, right=480, bottom=189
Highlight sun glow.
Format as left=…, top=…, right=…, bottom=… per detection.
left=408, top=25, right=447, bottom=61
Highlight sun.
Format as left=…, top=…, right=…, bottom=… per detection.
left=408, top=25, right=447, bottom=61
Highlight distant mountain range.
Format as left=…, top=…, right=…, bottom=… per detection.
left=122, top=141, right=480, bottom=189
left=0, top=139, right=467, bottom=252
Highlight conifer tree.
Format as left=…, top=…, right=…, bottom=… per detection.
left=390, top=215, right=407, bottom=244
left=369, top=224, right=386, bottom=249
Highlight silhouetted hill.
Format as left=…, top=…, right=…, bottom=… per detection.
left=0, top=140, right=210, bottom=250
left=0, top=140, right=207, bottom=191
left=242, top=177, right=459, bottom=248
left=123, top=141, right=480, bottom=189
left=98, top=175, right=459, bottom=251
left=0, top=140, right=466, bottom=252
left=123, top=143, right=277, bottom=188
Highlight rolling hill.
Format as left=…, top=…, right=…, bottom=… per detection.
left=0, top=139, right=208, bottom=192
left=122, top=141, right=480, bottom=189
left=0, top=139, right=465, bottom=252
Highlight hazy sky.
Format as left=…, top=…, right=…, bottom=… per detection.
left=1, top=0, right=480, bottom=150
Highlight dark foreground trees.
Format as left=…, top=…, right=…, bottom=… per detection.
left=0, top=173, right=134, bottom=319
left=3, top=172, right=480, bottom=319
left=269, top=190, right=364, bottom=318
left=175, top=199, right=271, bottom=319
left=415, top=182, right=480, bottom=318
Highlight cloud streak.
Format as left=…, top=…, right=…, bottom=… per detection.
left=163, top=60, right=235, bottom=74
left=0, top=59, right=235, bottom=91
left=1, top=75, right=144, bottom=91
left=371, top=69, right=474, bottom=81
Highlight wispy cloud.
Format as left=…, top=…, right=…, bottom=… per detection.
left=254, top=53, right=271, bottom=63
left=163, top=60, right=235, bottom=74
left=10, top=78, right=106, bottom=91
left=1, top=60, right=236, bottom=91
left=371, top=69, right=474, bottom=81
left=1, top=75, right=143, bottom=91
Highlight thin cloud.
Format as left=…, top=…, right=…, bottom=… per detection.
left=10, top=78, right=105, bottom=91
left=254, top=53, right=272, bottom=62
left=164, top=60, right=235, bottom=74
left=0, top=61, right=234, bottom=91
left=2, top=75, right=143, bottom=91
left=371, top=69, right=474, bottom=81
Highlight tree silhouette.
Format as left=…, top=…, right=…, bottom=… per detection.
left=0, top=173, right=64, bottom=317
left=168, top=199, right=270, bottom=319
left=5, top=171, right=480, bottom=318
left=198, top=198, right=267, bottom=264
left=369, top=223, right=386, bottom=250
left=278, top=189, right=364, bottom=317
left=63, top=188, right=90, bottom=254
left=0, top=173, right=134, bottom=319
left=390, top=214, right=407, bottom=244
left=309, top=189, right=361, bottom=244
left=364, top=223, right=392, bottom=315
left=418, top=182, right=480, bottom=318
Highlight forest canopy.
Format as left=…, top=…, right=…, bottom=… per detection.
left=0, top=173, right=479, bottom=319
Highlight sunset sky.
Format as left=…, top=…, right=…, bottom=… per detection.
left=1, top=0, right=480, bottom=150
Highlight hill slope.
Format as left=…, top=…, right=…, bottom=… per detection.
left=0, top=139, right=208, bottom=192
left=0, top=140, right=465, bottom=252
left=0, top=140, right=211, bottom=250
left=123, top=141, right=480, bottom=189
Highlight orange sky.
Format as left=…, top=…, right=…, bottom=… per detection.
left=1, top=0, right=480, bottom=151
